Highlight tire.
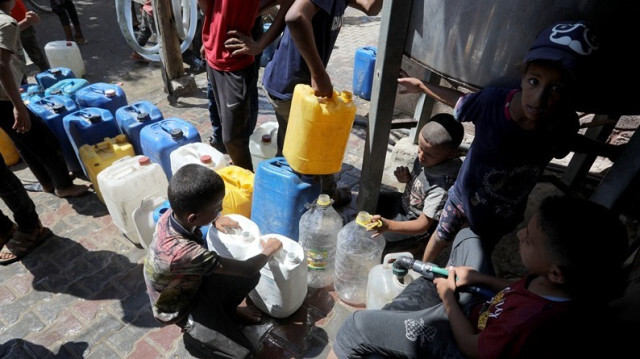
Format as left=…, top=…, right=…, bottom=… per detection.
left=26, top=0, right=53, bottom=14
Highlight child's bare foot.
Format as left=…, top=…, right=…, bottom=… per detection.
left=236, top=306, right=262, bottom=324
left=54, top=184, right=90, bottom=198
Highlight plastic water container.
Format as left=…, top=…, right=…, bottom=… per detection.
left=78, top=135, right=135, bottom=202
left=132, top=195, right=167, bottom=249
left=260, top=22, right=281, bottom=67
left=206, top=214, right=261, bottom=259
left=334, top=211, right=386, bottom=307
left=366, top=252, right=415, bottom=310
left=249, top=121, right=278, bottom=170
left=64, top=107, right=120, bottom=177
left=98, top=155, right=169, bottom=245
left=43, top=78, right=89, bottom=101
left=35, top=67, right=75, bottom=90
left=44, top=41, right=85, bottom=78
left=139, top=117, right=201, bottom=179
left=28, top=95, right=81, bottom=174
left=251, top=157, right=321, bottom=241
left=115, top=101, right=164, bottom=155
left=170, top=142, right=227, bottom=175
left=20, top=83, right=43, bottom=104
left=298, top=194, right=344, bottom=288
left=216, top=165, right=254, bottom=218
left=75, top=82, right=128, bottom=116
left=0, top=128, right=20, bottom=166
left=283, top=84, right=357, bottom=175
left=249, top=234, right=307, bottom=318
left=352, top=46, right=377, bottom=101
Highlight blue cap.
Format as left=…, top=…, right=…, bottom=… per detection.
left=524, top=21, right=599, bottom=79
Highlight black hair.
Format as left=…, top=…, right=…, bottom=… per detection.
left=419, top=113, right=464, bottom=150
left=168, top=164, right=225, bottom=217
left=537, top=195, right=628, bottom=303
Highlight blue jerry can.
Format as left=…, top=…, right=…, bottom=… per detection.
left=115, top=101, right=164, bottom=155
left=75, top=82, right=128, bottom=116
left=139, top=117, right=202, bottom=179
left=352, top=46, right=377, bottom=101
left=44, top=78, right=90, bottom=102
left=28, top=95, right=82, bottom=174
left=35, top=67, right=75, bottom=90
left=251, top=157, right=321, bottom=241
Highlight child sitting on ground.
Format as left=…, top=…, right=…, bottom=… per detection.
left=369, top=113, right=463, bottom=250
left=143, top=164, right=282, bottom=358
left=330, top=195, right=628, bottom=358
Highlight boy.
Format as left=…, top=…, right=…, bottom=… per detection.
left=143, top=164, right=282, bottom=358
left=261, top=0, right=383, bottom=206
left=369, top=113, right=463, bottom=244
left=330, top=195, right=628, bottom=358
left=198, top=0, right=291, bottom=171
left=396, top=21, right=622, bottom=263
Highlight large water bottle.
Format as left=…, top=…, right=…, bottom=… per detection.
left=334, top=211, right=385, bottom=306
left=298, top=194, right=343, bottom=288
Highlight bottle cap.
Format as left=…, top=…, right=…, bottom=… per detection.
left=200, top=155, right=212, bottom=164
left=88, top=114, right=101, bottom=123
left=261, top=134, right=271, bottom=143
left=317, top=194, right=331, bottom=206
left=52, top=103, right=64, bottom=113
left=241, top=231, right=254, bottom=243
left=105, top=89, right=116, bottom=98
left=136, top=112, right=149, bottom=121
left=355, top=211, right=382, bottom=229
left=138, top=156, right=151, bottom=165
left=170, top=128, right=184, bottom=139
left=50, top=68, right=61, bottom=74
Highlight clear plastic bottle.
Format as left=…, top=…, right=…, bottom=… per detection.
left=298, top=194, right=344, bottom=288
left=334, top=211, right=385, bottom=306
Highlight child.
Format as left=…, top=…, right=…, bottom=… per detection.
left=50, top=0, right=86, bottom=44
left=261, top=0, right=383, bottom=206
left=143, top=164, right=282, bottom=358
left=396, top=21, right=623, bottom=263
left=369, top=113, right=463, bottom=245
left=0, top=0, right=88, bottom=199
left=130, top=0, right=153, bottom=63
left=330, top=195, right=628, bottom=358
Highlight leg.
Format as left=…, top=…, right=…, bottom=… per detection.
left=19, top=27, right=49, bottom=72
left=51, top=1, right=73, bottom=41
left=63, top=0, right=85, bottom=42
left=183, top=272, right=260, bottom=358
left=209, top=66, right=256, bottom=171
left=264, top=91, right=290, bottom=157
left=206, top=71, right=226, bottom=153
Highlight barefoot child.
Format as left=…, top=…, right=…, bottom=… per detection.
left=143, top=164, right=282, bottom=358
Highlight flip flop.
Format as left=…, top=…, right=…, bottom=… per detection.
left=74, top=38, right=88, bottom=45
left=23, top=183, right=43, bottom=192
left=0, top=227, right=52, bottom=265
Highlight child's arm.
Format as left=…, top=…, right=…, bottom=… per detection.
left=422, top=231, right=450, bottom=262
left=18, top=11, right=40, bottom=31
left=568, top=132, right=626, bottom=161
left=285, top=0, right=332, bottom=97
left=369, top=213, right=433, bottom=237
left=225, top=0, right=294, bottom=57
left=214, top=237, right=282, bottom=277
left=0, top=48, right=30, bottom=133
left=398, top=74, right=465, bottom=108
left=435, top=269, right=480, bottom=358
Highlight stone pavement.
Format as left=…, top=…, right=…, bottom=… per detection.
left=0, top=4, right=391, bottom=359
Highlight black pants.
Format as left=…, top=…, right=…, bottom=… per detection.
left=51, top=0, right=81, bottom=26
left=0, top=155, right=40, bottom=236
left=0, top=101, right=72, bottom=190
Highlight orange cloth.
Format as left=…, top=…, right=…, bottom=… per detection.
left=10, top=0, right=27, bottom=22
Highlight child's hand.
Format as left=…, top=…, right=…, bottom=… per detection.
left=368, top=214, right=388, bottom=237
left=25, top=11, right=40, bottom=26
left=394, top=166, right=411, bottom=183
left=434, top=267, right=459, bottom=303
left=398, top=76, right=426, bottom=95
left=12, top=104, right=31, bottom=134
left=225, top=30, right=261, bottom=56
left=215, top=216, right=239, bottom=233
left=261, top=237, right=282, bottom=256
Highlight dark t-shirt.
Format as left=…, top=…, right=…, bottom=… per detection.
left=262, top=0, right=348, bottom=100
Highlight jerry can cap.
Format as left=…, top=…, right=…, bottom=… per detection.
left=261, top=134, right=272, bottom=143
left=97, top=141, right=109, bottom=150
left=170, top=128, right=184, bottom=139
left=138, top=156, right=151, bottom=165
left=52, top=103, right=64, bottom=113
left=317, top=194, right=332, bottom=207
left=50, top=68, right=61, bottom=74
left=88, top=114, right=101, bottom=123
left=392, top=262, right=409, bottom=277
left=200, top=154, right=212, bottom=164
left=105, top=89, right=116, bottom=97
left=356, top=211, right=382, bottom=229
left=115, top=134, right=127, bottom=143
left=51, top=89, right=61, bottom=95
left=136, top=112, right=150, bottom=121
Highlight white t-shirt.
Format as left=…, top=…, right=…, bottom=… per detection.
left=0, top=11, right=26, bottom=101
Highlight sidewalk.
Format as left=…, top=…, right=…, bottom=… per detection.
left=0, top=4, right=386, bottom=358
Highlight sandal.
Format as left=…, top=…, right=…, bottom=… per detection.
left=0, top=226, right=52, bottom=265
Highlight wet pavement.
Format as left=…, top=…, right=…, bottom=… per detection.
left=1, top=2, right=638, bottom=358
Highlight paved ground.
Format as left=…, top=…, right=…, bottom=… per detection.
left=1, top=2, right=638, bottom=358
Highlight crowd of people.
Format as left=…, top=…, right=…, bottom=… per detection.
left=0, top=0, right=632, bottom=358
